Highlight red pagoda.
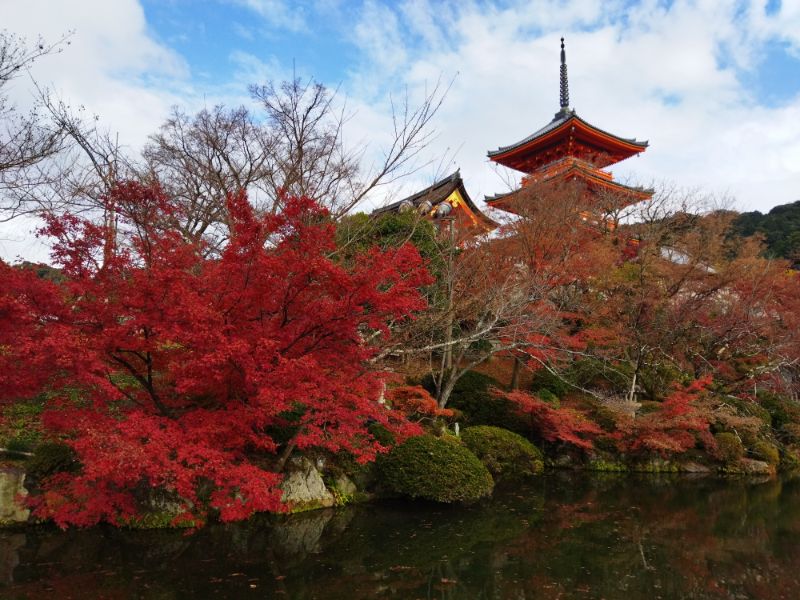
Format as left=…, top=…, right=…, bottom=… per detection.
left=486, top=38, right=652, bottom=216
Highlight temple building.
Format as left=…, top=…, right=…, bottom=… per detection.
left=372, top=170, right=498, bottom=238
left=373, top=38, right=651, bottom=234
left=485, top=38, right=652, bottom=220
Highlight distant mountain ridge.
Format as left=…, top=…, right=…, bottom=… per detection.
left=733, top=200, right=800, bottom=265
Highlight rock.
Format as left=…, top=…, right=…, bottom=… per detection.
left=280, top=457, right=335, bottom=512
left=680, top=462, right=711, bottom=473
left=0, top=469, right=30, bottom=524
left=333, top=473, right=357, bottom=497
left=739, top=458, right=774, bottom=476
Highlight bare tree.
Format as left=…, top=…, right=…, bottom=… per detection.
left=2, top=31, right=448, bottom=258
left=133, top=76, right=449, bottom=252
left=141, top=105, right=271, bottom=248
left=0, top=30, right=70, bottom=220
left=251, top=77, right=447, bottom=217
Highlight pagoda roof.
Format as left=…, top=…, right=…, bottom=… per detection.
left=485, top=160, right=653, bottom=211
left=488, top=110, right=649, bottom=172
left=373, top=170, right=498, bottom=231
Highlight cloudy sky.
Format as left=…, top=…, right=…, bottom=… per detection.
left=2, top=0, right=800, bottom=261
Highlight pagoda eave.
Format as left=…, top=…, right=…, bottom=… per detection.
left=485, top=168, right=653, bottom=215
left=488, top=114, right=648, bottom=173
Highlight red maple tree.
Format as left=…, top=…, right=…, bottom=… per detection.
left=611, top=376, right=716, bottom=457
left=0, top=181, right=431, bottom=527
left=500, top=390, right=602, bottom=450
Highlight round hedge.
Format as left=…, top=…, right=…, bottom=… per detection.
left=461, top=426, right=544, bottom=482
left=378, top=435, right=494, bottom=503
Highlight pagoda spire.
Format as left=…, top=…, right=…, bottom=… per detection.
left=559, top=37, right=570, bottom=112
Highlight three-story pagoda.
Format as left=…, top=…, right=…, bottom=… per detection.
left=486, top=38, right=652, bottom=215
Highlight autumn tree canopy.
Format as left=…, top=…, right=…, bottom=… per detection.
left=0, top=182, right=430, bottom=527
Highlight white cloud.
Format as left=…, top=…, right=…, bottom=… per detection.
left=343, top=0, right=800, bottom=213
left=1, top=0, right=190, bottom=149
left=0, top=0, right=192, bottom=261
left=0, top=0, right=261, bottom=262
left=228, top=0, right=308, bottom=33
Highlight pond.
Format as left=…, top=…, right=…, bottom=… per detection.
left=1, top=473, right=799, bottom=599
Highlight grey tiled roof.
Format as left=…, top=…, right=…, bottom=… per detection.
left=373, top=171, right=463, bottom=215
left=372, top=170, right=499, bottom=229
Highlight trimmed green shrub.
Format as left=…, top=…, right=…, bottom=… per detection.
left=715, top=432, right=745, bottom=464
left=26, top=441, right=79, bottom=479
left=368, top=422, right=396, bottom=447
left=461, top=426, right=544, bottom=482
left=751, top=440, right=780, bottom=466
left=378, top=435, right=494, bottom=503
left=5, top=436, right=34, bottom=454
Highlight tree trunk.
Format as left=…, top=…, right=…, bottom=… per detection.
left=437, top=371, right=458, bottom=409
left=274, top=439, right=297, bottom=473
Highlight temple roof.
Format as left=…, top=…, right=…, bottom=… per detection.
left=487, top=111, right=649, bottom=171
left=485, top=160, right=653, bottom=211
left=488, top=38, right=648, bottom=173
left=488, top=110, right=648, bottom=158
left=373, top=170, right=498, bottom=232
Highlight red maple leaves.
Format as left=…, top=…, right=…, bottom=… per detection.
left=0, top=182, right=431, bottom=526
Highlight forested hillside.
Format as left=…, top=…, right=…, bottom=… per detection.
left=734, top=200, right=800, bottom=264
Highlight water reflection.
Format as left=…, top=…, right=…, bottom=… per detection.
left=2, top=473, right=800, bottom=599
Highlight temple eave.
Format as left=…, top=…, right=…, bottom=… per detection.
left=485, top=169, right=653, bottom=212
left=372, top=170, right=499, bottom=234
left=487, top=114, right=648, bottom=171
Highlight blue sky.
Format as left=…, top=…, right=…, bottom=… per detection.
left=3, top=0, right=800, bottom=260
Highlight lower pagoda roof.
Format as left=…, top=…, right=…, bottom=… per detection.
left=485, top=158, right=653, bottom=213
left=373, top=170, right=499, bottom=233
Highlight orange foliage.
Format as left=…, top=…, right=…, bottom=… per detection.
left=385, top=386, right=455, bottom=422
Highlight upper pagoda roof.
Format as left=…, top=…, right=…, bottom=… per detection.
left=488, top=38, right=648, bottom=173
left=372, top=170, right=498, bottom=232
left=488, top=110, right=648, bottom=164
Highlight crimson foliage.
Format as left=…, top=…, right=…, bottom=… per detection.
left=501, top=390, right=602, bottom=450
left=612, top=376, right=716, bottom=457
left=0, top=182, right=430, bottom=527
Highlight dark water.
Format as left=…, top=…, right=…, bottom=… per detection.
left=1, top=473, right=800, bottom=599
